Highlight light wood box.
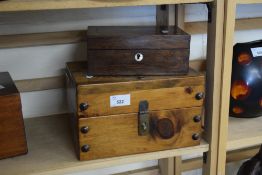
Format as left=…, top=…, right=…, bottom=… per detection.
left=66, top=62, right=205, bottom=161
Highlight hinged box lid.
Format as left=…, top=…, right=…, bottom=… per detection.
left=66, top=62, right=205, bottom=117
left=87, top=26, right=190, bottom=50
left=66, top=62, right=203, bottom=86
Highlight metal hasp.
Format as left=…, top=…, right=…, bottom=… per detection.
left=138, top=100, right=150, bottom=136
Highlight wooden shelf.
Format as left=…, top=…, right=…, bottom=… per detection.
left=237, top=0, right=262, bottom=4
left=218, top=0, right=262, bottom=173
left=0, top=0, right=212, bottom=12
left=227, top=116, right=262, bottom=151
left=0, top=114, right=209, bottom=175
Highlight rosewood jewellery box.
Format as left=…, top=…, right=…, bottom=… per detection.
left=0, top=72, right=27, bottom=159
left=66, top=62, right=205, bottom=161
left=86, top=26, right=191, bottom=76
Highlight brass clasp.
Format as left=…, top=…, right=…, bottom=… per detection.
left=138, top=100, right=150, bottom=136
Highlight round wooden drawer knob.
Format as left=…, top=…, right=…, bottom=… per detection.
left=192, top=133, right=200, bottom=141
left=80, top=126, right=89, bottom=134
left=156, top=118, right=175, bottom=139
left=195, top=92, right=205, bottom=100
left=81, top=145, right=90, bottom=152
left=79, top=103, right=89, bottom=111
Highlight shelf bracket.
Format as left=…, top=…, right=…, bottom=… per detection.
left=205, top=2, right=212, bottom=23
left=203, top=152, right=208, bottom=164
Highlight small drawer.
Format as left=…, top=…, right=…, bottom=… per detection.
left=87, top=49, right=189, bottom=76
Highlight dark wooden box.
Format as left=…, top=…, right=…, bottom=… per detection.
left=0, top=72, right=27, bottom=159
left=66, top=62, right=204, bottom=161
left=86, top=26, right=191, bottom=76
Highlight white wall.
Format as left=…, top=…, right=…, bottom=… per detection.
left=0, top=3, right=262, bottom=175
left=0, top=5, right=208, bottom=118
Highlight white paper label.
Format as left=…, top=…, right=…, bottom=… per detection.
left=251, top=47, right=262, bottom=57
left=110, top=94, right=130, bottom=107
left=0, top=85, right=5, bottom=90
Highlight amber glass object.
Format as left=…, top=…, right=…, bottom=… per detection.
left=230, top=40, right=262, bottom=118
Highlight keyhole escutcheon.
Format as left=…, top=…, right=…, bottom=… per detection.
left=135, top=53, right=143, bottom=62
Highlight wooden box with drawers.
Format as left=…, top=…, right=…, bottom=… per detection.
left=86, top=26, right=191, bottom=76
left=66, top=62, right=204, bottom=161
left=0, top=72, right=28, bottom=159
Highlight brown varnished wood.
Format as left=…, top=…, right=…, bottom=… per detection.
left=156, top=5, right=171, bottom=27
left=87, top=49, right=189, bottom=76
left=65, top=69, right=80, bottom=157
left=87, top=26, right=189, bottom=50
left=78, top=107, right=202, bottom=160
left=0, top=72, right=27, bottom=159
left=87, top=26, right=188, bottom=37
left=87, top=26, right=190, bottom=76
left=87, top=33, right=189, bottom=50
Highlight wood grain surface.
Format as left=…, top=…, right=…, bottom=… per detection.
left=0, top=0, right=213, bottom=12
left=87, top=49, right=189, bottom=76
left=78, top=85, right=204, bottom=117
left=0, top=95, right=28, bottom=159
left=67, top=62, right=204, bottom=87
left=87, top=26, right=189, bottom=36
left=78, top=107, right=202, bottom=160
left=0, top=72, right=27, bottom=159
left=87, top=26, right=190, bottom=76
left=66, top=62, right=205, bottom=117
left=87, top=26, right=190, bottom=50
